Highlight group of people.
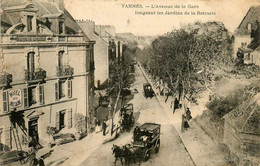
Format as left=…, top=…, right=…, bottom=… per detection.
left=170, top=97, right=193, bottom=132
left=182, top=107, right=192, bottom=132
left=121, top=111, right=134, bottom=131
left=95, top=116, right=109, bottom=136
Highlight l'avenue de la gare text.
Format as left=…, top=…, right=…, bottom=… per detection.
left=135, top=10, right=216, bottom=16
left=122, top=4, right=201, bottom=9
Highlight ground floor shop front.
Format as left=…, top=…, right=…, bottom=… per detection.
left=0, top=99, right=86, bottom=152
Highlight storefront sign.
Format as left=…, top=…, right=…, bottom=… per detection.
left=9, top=89, right=22, bottom=108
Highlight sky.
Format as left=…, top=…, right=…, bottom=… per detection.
left=64, top=0, right=260, bottom=36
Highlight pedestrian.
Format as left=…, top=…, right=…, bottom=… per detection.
left=173, top=98, right=179, bottom=114
left=186, top=107, right=192, bottom=121
left=184, top=115, right=190, bottom=129
left=103, top=117, right=108, bottom=136
left=95, top=118, right=101, bottom=133
left=181, top=114, right=185, bottom=133
left=38, top=157, right=45, bottom=166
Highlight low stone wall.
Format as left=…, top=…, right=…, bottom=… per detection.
left=194, top=111, right=225, bottom=143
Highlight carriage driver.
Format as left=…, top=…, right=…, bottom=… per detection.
left=133, top=126, right=140, bottom=141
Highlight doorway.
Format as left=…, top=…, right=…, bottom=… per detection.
left=28, top=118, right=39, bottom=146
left=60, top=111, right=66, bottom=130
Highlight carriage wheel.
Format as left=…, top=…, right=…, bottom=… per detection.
left=155, top=140, right=160, bottom=154
left=144, top=150, right=150, bottom=161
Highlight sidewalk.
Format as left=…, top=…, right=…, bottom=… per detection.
left=36, top=125, right=118, bottom=166
left=139, top=63, right=229, bottom=166
left=36, top=92, right=122, bottom=166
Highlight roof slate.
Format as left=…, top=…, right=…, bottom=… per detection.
left=224, top=94, right=260, bottom=135
left=0, top=0, right=87, bottom=38
left=236, top=6, right=260, bottom=35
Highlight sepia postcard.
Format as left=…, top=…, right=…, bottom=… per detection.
left=0, top=0, right=260, bottom=165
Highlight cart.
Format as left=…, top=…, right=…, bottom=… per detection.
left=143, top=83, right=154, bottom=98
left=120, top=103, right=135, bottom=131
left=132, top=123, right=161, bottom=161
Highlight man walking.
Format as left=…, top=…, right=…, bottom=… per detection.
left=173, top=98, right=179, bottom=114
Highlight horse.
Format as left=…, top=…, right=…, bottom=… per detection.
left=112, top=144, right=124, bottom=166
left=123, top=144, right=142, bottom=166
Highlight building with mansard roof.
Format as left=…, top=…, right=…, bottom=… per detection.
left=0, top=0, right=95, bottom=152
left=234, top=5, right=260, bottom=66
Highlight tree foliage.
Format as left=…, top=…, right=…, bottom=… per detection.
left=74, top=113, right=87, bottom=134
left=206, top=80, right=260, bottom=117
left=108, top=42, right=137, bottom=94
left=137, top=21, right=233, bottom=102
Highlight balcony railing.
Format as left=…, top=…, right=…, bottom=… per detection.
left=0, top=72, right=12, bottom=87
left=25, top=68, right=46, bottom=82
left=56, top=65, right=74, bottom=78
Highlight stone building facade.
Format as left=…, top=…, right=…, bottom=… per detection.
left=77, top=21, right=124, bottom=89
left=0, top=0, right=95, bottom=151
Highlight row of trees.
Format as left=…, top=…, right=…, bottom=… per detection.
left=108, top=41, right=138, bottom=95
left=137, top=21, right=233, bottom=105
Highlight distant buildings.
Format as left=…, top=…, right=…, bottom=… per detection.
left=78, top=20, right=125, bottom=89
left=234, top=6, right=260, bottom=66
left=0, top=0, right=95, bottom=151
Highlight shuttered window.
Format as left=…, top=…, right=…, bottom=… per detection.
left=39, top=85, right=44, bottom=105
left=55, top=82, right=59, bottom=101
left=67, top=109, right=72, bottom=129
left=23, top=88, right=28, bottom=108
left=4, top=127, right=12, bottom=151
left=67, top=80, right=72, bottom=98
left=55, top=112, right=60, bottom=131
left=2, top=91, right=8, bottom=112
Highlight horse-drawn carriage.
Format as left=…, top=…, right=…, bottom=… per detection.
left=112, top=123, right=161, bottom=166
left=143, top=83, right=154, bottom=98
left=120, top=103, right=135, bottom=132
left=132, top=123, right=161, bottom=161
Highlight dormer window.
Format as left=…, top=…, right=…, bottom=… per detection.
left=59, top=21, right=64, bottom=34
left=27, top=15, right=34, bottom=32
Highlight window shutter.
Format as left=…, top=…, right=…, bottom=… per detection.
left=2, top=91, right=9, bottom=112
left=55, top=82, right=59, bottom=101
left=67, top=108, right=72, bottom=129
left=4, top=127, right=12, bottom=150
left=55, top=112, right=60, bottom=131
left=67, top=80, right=72, bottom=98
left=23, top=88, right=28, bottom=108
left=0, top=129, right=3, bottom=151
left=39, top=85, right=44, bottom=105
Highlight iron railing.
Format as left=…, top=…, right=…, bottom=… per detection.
left=25, top=68, right=46, bottom=82
left=0, top=72, right=12, bottom=87
left=56, top=65, right=74, bottom=77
